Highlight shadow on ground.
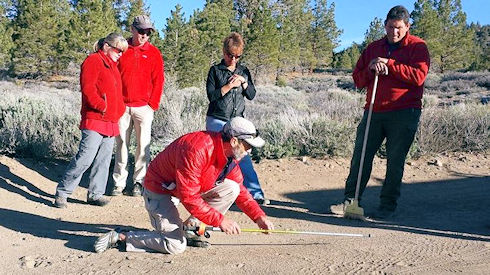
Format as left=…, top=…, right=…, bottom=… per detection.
left=0, top=208, right=144, bottom=252
left=245, top=173, right=490, bottom=242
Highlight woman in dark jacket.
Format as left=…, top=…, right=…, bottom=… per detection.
left=205, top=32, right=269, bottom=205
left=54, top=33, right=128, bottom=208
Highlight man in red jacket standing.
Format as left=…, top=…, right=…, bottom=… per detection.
left=95, top=117, right=274, bottom=254
left=330, top=5, right=430, bottom=219
left=112, top=15, right=164, bottom=197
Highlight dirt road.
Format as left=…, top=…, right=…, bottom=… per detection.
left=1, top=153, right=489, bottom=274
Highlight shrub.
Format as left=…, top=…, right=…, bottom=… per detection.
left=417, top=103, right=490, bottom=154
left=0, top=91, right=79, bottom=159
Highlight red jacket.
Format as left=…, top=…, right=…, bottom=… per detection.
left=144, top=131, right=265, bottom=227
left=118, top=40, right=164, bottom=110
left=353, top=32, right=430, bottom=112
left=79, top=50, right=125, bottom=124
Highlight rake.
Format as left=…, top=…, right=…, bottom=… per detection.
left=344, top=74, right=380, bottom=220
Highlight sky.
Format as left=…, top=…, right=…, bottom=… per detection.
left=146, top=0, right=490, bottom=51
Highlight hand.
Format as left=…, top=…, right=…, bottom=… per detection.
left=219, top=217, right=241, bottom=235
left=369, top=57, right=389, bottom=75
left=255, top=216, right=274, bottom=233
left=228, top=74, right=245, bottom=88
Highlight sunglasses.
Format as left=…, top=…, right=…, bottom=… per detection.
left=136, top=27, right=152, bottom=36
left=227, top=52, right=242, bottom=59
left=108, top=44, right=123, bottom=54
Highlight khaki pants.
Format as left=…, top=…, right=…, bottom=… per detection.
left=125, top=179, right=240, bottom=254
left=113, top=105, right=154, bottom=188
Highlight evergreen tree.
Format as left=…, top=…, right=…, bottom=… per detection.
left=0, top=0, right=14, bottom=69
left=411, top=0, right=475, bottom=72
left=362, top=17, right=385, bottom=49
left=312, top=0, right=342, bottom=69
left=333, top=42, right=360, bottom=70
left=176, top=12, right=207, bottom=88
left=274, top=0, right=303, bottom=73
left=196, top=0, right=234, bottom=66
left=69, top=0, right=119, bottom=64
left=162, top=4, right=186, bottom=75
left=245, top=1, right=279, bottom=80
left=469, top=23, right=490, bottom=71
left=11, top=0, right=72, bottom=77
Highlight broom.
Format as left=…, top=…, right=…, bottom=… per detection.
left=344, top=74, right=380, bottom=220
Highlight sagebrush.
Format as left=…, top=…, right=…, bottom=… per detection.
left=0, top=72, right=488, bottom=160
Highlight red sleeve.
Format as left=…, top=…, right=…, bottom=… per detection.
left=352, top=48, right=376, bottom=89
left=229, top=164, right=266, bottom=221
left=80, top=56, right=106, bottom=112
left=386, top=42, right=430, bottom=86
left=148, top=48, right=164, bottom=110
left=175, top=147, right=224, bottom=227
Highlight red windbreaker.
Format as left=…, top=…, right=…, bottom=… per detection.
left=118, top=40, right=164, bottom=110
left=79, top=50, right=125, bottom=123
left=353, top=32, right=430, bottom=112
left=144, top=131, right=265, bottom=227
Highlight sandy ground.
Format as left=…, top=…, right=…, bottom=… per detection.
left=0, top=152, right=489, bottom=274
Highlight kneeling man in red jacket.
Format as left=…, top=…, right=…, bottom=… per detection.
left=94, top=117, right=274, bottom=254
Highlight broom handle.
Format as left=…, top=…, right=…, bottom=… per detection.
left=354, top=74, right=379, bottom=201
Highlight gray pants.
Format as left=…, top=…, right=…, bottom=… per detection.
left=125, top=179, right=240, bottom=254
left=56, top=129, right=114, bottom=200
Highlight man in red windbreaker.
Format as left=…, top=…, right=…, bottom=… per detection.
left=330, top=5, right=430, bottom=220
left=95, top=117, right=274, bottom=254
left=112, top=15, right=165, bottom=197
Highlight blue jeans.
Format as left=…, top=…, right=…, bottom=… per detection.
left=56, top=129, right=114, bottom=200
left=206, top=116, right=265, bottom=199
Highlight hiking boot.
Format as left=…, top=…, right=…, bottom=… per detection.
left=54, top=196, right=68, bottom=208
left=370, top=207, right=395, bottom=220
left=132, top=183, right=143, bottom=197
left=186, top=236, right=211, bottom=248
left=111, top=186, right=124, bottom=196
left=87, top=196, right=110, bottom=206
left=94, top=230, right=120, bottom=253
left=329, top=199, right=354, bottom=215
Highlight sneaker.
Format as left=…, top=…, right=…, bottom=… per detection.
left=94, top=230, right=120, bottom=253
left=111, top=186, right=124, bottom=196
left=329, top=199, right=353, bottom=215
left=132, top=183, right=143, bottom=197
left=255, top=198, right=271, bottom=206
left=54, top=196, right=68, bottom=208
left=87, top=196, right=110, bottom=206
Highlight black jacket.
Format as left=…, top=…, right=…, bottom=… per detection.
left=206, top=60, right=256, bottom=121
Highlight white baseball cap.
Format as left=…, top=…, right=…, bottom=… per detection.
left=222, top=117, right=265, bottom=148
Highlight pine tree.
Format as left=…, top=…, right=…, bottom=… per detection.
left=162, top=4, right=186, bottom=75
left=333, top=43, right=360, bottom=70
left=196, top=0, right=234, bottom=66
left=312, top=0, right=342, bottom=69
left=362, top=17, right=385, bottom=49
left=411, top=0, right=475, bottom=72
left=274, top=0, right=303, bottom=73
left=176, top=12, right=208, bottom=88
left=69, top=0, right=120, bottom=64
left=11, top=0, right=72, bottom=77
left=0, top=0, right=14, bottom=69
left=469, top=23, right=490, bottom=71
left=245, top=1, right=279, bottom=80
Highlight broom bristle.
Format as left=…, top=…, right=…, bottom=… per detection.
left=343, top=200, right=365, bottom=220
